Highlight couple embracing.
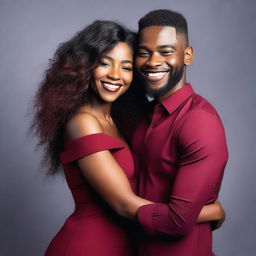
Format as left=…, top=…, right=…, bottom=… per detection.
left=32, top=9, right=228, bottom=256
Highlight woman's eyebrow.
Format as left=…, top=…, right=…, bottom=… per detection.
left=101, top=55, right=113, bottom=60
left=122, top=60, right=133, bottom=64
left=101, top=56, right=132, bottom=64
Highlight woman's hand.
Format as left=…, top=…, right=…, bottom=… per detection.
left=197, top=201, right=226, bottom=230
left=210, top=201, right=226, bottom=230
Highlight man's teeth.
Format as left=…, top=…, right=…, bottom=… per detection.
left=145, top=72, right=167, bottom=77
left=103, top=82, right=120, bottom=89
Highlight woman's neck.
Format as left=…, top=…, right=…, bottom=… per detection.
left=83, top=95, right=112, bottom=122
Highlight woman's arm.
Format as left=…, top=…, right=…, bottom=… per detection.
left=66, top=113, right=152, bottom=220
left=198, top=201, right=225, bottom=229
left=66, top=113, right=226, bottom=226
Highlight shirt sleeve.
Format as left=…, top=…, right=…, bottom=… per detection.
left=137, top=110, right=228, bottom=237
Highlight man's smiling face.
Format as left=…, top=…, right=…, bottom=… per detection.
left=136, top=26, right=187, bottom=98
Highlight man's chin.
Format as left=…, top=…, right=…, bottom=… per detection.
left=145, top=84, right=170, bottom=98
left=145, top=66, right=184, bottom=98
left=147, top=82, right=166, bottom=91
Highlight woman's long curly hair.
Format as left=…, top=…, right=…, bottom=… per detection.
left=31, top=20, right=148, bottom=175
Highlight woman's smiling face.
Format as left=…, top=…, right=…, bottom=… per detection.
left=91, top=42, right=133, bottom=103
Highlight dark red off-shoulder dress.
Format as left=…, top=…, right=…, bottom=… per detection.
left=45, top=133, right=136, bottom=256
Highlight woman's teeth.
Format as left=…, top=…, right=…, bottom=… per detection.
left=102, top=82, right=120, bottom=89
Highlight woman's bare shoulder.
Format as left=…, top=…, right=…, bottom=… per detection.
left=66, top=111, right=103, bottom=140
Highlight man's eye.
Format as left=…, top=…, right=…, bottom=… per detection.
left=138, top=52, right=150, bottom=57
left=160, top=51, right=173, bottom=55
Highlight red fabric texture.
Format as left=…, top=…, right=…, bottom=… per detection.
left=132, top=84, right=228, bottom=256
left=45, top=133, right=136, bottom=256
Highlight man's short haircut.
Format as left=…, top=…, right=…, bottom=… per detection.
left=138, top=9, right=189, bottom=45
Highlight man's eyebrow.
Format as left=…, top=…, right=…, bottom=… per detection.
left=157, top=45, right=176, bottom=50
left=137, top=45, right=176, bottom=51
left=137, top=46, right=150, bottom=51
left=101, top=56, right=132, bottom=64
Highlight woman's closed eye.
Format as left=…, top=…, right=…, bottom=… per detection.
left=122, top=66, right=133, bottom=72
left=99, top=60, right=110, bottom=67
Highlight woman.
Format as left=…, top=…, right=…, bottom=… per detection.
left=32, top=20, right=225, bottom=256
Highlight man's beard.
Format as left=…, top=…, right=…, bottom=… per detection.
left=142, top=65, right=184, bottom=98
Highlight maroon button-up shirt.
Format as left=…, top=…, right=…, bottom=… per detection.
left=132, top=84, right=228, bottom=256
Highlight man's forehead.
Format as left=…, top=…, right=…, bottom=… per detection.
left=139, top=26, right=177, bottom=45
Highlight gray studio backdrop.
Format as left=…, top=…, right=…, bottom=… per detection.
left=1, top=0, right=255, bottom=255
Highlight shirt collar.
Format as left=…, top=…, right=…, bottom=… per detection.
left=160, top=83, right=195, bottom=115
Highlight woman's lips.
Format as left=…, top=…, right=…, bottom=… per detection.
left=101, top=81, right=122, bottom=92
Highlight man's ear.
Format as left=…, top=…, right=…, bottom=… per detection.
left=184, top=46, right=194, bottom=66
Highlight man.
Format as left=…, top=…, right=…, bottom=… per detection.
left=132, top=9, right=228, bottom=256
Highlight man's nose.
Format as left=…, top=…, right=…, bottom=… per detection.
left=146, top=52, right=163, bottom=67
